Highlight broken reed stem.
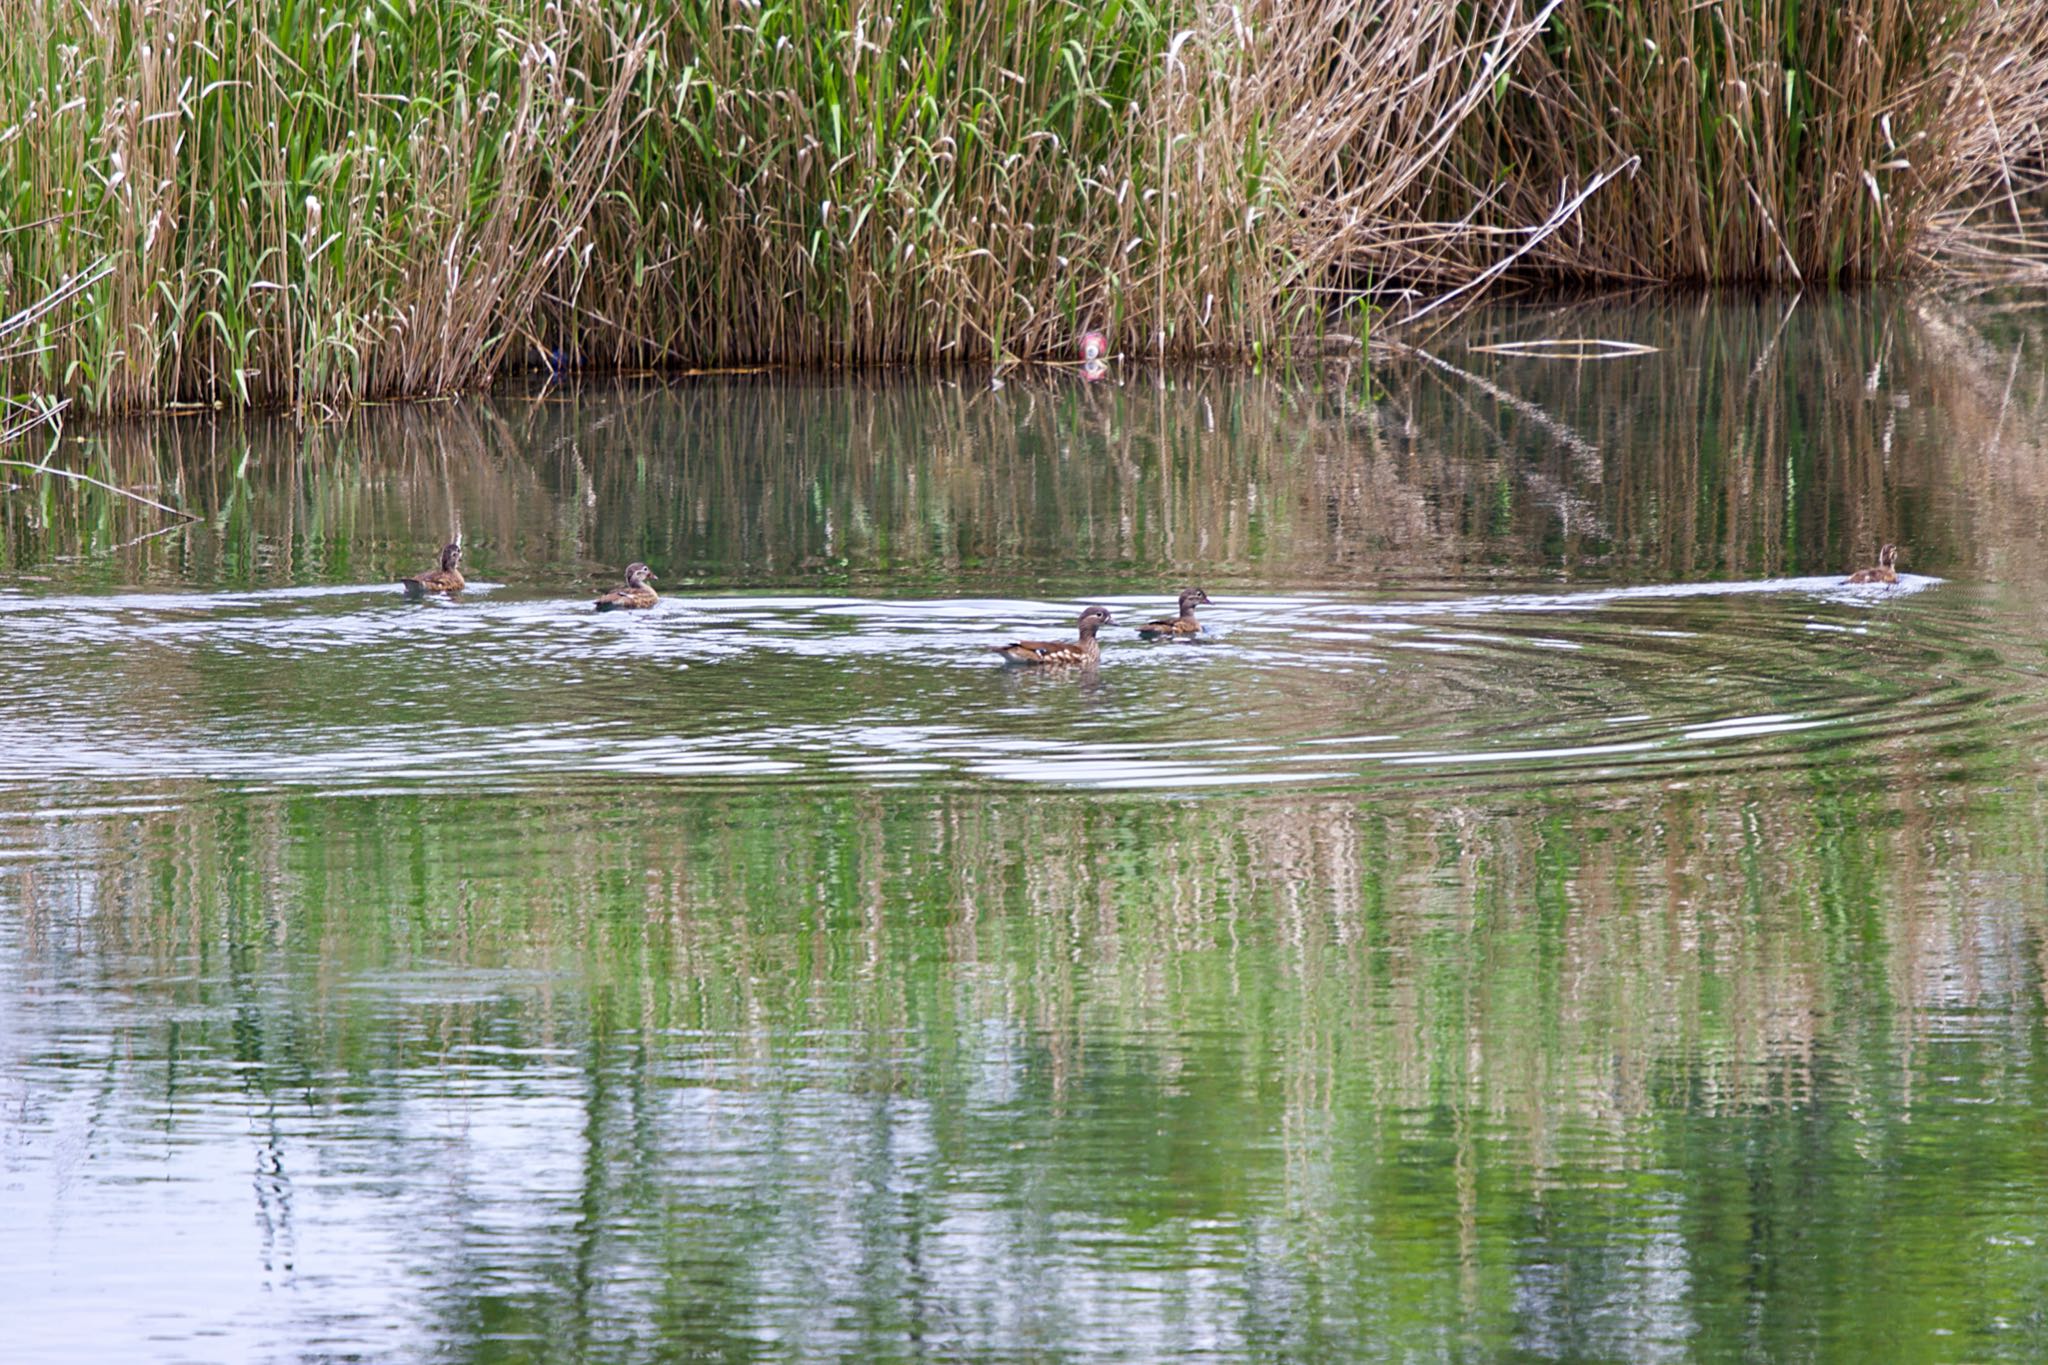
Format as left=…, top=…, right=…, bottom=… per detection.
left=0, top=456, right=195, bottom=520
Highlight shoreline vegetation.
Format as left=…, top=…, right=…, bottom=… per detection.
left=14, top=293, right=2045, bottom=587
left=3, top=0, right=2048, bottom=416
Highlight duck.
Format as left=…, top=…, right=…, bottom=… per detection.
left=399, top=541, right=465, bottom=597
left=1845, top=544, right=1899, bottom=585
left=993, top=605, right=1114, bottom=666
left=1136, top=587, right=1212, bottom=639
left=595, top=562, right=659, bottom=611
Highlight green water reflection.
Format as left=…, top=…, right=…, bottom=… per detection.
left=5, top=289, right=2048, bottom=1361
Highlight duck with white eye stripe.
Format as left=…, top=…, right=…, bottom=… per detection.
left=992, top=606, right=1113, bottom=666
left=594, top=563, right=658, bottom=611
left=1136, top=588, right=1211, bottom=640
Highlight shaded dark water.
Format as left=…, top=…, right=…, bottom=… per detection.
left=5, top=291, right=2048, bottom=1361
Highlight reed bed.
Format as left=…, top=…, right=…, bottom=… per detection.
left=2, top=0, right=2046, bottom=414
left=1445, top=0, right=2048, bottom=285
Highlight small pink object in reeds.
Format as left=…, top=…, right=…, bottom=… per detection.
left=1080, top=331, right=1109, bottom=362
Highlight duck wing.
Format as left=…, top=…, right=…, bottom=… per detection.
left=993, top=638, right=1073, bottom=664
left=594, top=586, right=656, bottom=611
left=399, top=569, right=462, bottom=597
left=1136, top=616, right=1197, bottom=636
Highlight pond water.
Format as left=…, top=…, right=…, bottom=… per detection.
left=4, top=291, right=2048, bottom=1362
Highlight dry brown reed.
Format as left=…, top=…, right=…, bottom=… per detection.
left=1441, top=0, right=2048, bottom=286
left=1, top=1, right=2047, bottom=413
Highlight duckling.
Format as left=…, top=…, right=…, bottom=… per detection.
left=1136, top=587, right=1212, bottom=639
left=993, top=605, right=1114, bottom=666
left=399, top=541, right=464, bottom=598
left=595, top=562, right=659, bottom=611
left=1845, top=544, right=1899, bottom=585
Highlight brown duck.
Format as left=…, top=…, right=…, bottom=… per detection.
left=399, top=542, right=465, bottom=598
left=595, top=562, right=658, bottom=611
left=1845, top=544, right=1899, bottom=585
left=1136, top=588, right=1212, bottom=639
left=993, top=605, right=1114, bottom=666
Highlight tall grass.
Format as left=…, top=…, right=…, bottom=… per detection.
left=0, top=260, right=105, bottom=444
left=2, top=1, right=2046, bottom=413
left=1, top=0, right=649, bottom=409
left=566, top=0, right=1578, bottom=366
left=1439, top=0, right=2048, bottom=285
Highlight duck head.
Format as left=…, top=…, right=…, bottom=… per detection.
left=440, top=541, right=463, bottom=571
left=625, top=562, right=657, bottom=587
left=1178, top=588, right=1212, bottom=614
left=1077, top=605, right=1113, bottom=637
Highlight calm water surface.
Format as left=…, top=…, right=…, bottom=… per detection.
left=5, top=292, right=2048, bottom=1361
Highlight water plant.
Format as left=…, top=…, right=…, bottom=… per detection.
left=1446, top=0, right=2048, bottom=285
left=0, top=1, right=2044, bottom=413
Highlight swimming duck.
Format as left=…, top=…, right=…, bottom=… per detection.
left=1136, top=588, right=1212, bottom=639
left=595, top=563, right=659, bottom=611
left=399, top=542, right=464, bottom=597
left=1845, top=544, right=1899, bottom=585
left=993, top=605, right=1114, bottom=666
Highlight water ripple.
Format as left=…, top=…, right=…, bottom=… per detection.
left=0, top=573, right=2024, bottom=797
